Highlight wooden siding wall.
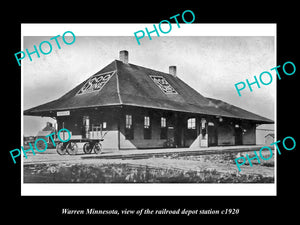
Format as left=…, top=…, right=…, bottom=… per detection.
left=217, top=124, right=235, bottom=146
left=55, top=107, right=257, bottom=150
left=242, top=122, right=256, bottom=145
left=119, top=108, right=168, bottom=149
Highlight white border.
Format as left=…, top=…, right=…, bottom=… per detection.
left=21, top=23, right=277, bottom=196
left=21, top=23, right=276, bottom=36
left=22, top=183, right=275, bottom=196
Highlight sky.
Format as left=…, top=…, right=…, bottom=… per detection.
left=23, top=35, right=275, bottom=136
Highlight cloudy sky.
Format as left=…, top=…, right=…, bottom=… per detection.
left=23, top=35, right=275, bottom=136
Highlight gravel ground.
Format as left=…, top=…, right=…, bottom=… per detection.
left=23, top=148, right=275, bottom=183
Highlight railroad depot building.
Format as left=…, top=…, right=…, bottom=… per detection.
left=24, top=50, right=273, bottom=150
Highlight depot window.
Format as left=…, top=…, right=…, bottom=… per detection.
left=125, top=114, right=133, bottom=140
left=187, top=118, right=196, bottom=129
left=144, top=116, right=151, bottom=139
left=126, top=115, right=132, bottom=128
left=161, top=117, right=166, bottom=128
left=160, top=117, right=167, bottom=139
left=186, top=117, right=197, bottom=139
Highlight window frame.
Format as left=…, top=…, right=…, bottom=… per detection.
left=160, top=117, right=167, bottom=139
left=144, top=116, right=152, bottom=139
left=186, top=117, right=197, bottom=139
left=125, top=114, right=134, bottom=140
left=187, top=118, right=196, bottom=130
left=125, top=114, right=132, bottom=129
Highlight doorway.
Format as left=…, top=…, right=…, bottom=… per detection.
left=208, top=125, right=217, bottom=146
left=235, top=127, right=243, bottom=145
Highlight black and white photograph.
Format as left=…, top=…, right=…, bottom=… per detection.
left=4, top=4, right=298, bottom=221
left=21, top=24, right=276, bottom=195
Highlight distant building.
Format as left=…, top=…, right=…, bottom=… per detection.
left=256, top=124, right=275, bottom=145
left=35, top=122, right=57, bottom=149
left=23, top=136, right=35, bottom=145
left=265, top=133, right=275, bottom=146
left=24, top=50, right=273, bottom=150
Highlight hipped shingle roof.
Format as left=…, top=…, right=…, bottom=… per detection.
left=24, top=60, right=273, bottom=124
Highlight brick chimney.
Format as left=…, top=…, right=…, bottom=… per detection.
left=169, top=66, right=177, bottom=77
left=119, top=50, right=129, bottom=64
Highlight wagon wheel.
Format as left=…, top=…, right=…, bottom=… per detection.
left=93, top=142, right=102, bottom=154
left=83, top=142, right=92, bottom=154
left=36, top=141, right=46, bottom=150
left=56, top=142, right=67, bottom=155
left=66, top=142, right=78, bottom=155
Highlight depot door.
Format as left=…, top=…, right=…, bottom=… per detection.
left=208, top=125, right=217, bottom=146
left=235, top=127, right=243, bottom=145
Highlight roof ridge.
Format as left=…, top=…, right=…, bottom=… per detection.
left=114, top=60, right=123, bottom=104
left=115, top=59, right=174, bottom=77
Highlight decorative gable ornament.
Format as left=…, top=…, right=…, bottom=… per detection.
left=77, top=71, right=116, bottom=95
left=150, top=75, right=178, bottom=94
